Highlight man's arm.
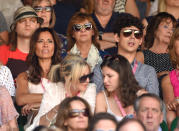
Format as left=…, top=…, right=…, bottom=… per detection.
left=145, top=65, right=159, bottom=96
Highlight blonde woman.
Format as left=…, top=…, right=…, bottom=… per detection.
left=27, top=54, right=96, bottom=130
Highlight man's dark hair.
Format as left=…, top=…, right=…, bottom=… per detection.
left=113, top=13, right=144, bottom=37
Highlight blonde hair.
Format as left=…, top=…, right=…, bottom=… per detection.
left=48, top=54, right=90, bottom=94
left=32, top=0, right=56, bottom=28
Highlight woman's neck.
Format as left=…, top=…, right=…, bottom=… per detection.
left=76, top=42, right=92, bottom=58
left=41, top=22, right=50, bottom=28
left=150, top=39, right=169, bottom=53
left=38, top=59, right=52, bottom=78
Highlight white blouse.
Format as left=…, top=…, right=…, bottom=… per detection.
left=26, top=82, right=96, bottom=131
left=0, top=65, right=15, bottom=96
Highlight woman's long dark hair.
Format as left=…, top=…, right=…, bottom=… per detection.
left=101, top=55, right=141, bottom=107
left=26, top=27, right=62, bottom=84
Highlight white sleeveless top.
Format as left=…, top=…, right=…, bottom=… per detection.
left=28, top=78, right=49, bottom=94
left=27, top=82, right=96, bottom=131
left=103, top=91, right=123, bottom=121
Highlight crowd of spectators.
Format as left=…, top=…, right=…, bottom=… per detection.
left=0, top=0, right=179, bottom=131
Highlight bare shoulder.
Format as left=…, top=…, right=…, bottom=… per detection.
left=136, top=51, right=144, bottom=63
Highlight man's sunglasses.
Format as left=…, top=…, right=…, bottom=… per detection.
left=79, top=72, right=94, bottom=83
left=73, top=23, right=93, bottom=32
left=34, top=6, right=52, bottom=12
left=68, top=109, right=89, bottom=118
left=122, top=29, right=143, bottom=39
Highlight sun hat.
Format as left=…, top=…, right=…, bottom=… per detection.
left=10, top=6, right=43, bottom=31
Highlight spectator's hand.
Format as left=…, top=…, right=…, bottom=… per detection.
left=21, top=103, right=40, bottom=116
left=167, top=98, right=179, bottom=111
left=136, top=89, right=147, bottom=97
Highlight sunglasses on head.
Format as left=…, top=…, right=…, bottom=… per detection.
left=73, top=23, right=92, bottom=32
left=122, top=29, right=143, bottom=39
left=34, top=6, right=52, bottom=12
left=79, top=72, right=94, bottom=83
left=68, top=109, right=89, bottom=118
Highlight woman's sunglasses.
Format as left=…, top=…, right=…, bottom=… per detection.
left=79, top=72, right=94, bottom=83
left=73, top=23, right=93, bottom=32
left=34, top=6, right=52, bottom=12
left=68, top=109, right=89, bottom=118
left=122, top=29, right=143, bottom=39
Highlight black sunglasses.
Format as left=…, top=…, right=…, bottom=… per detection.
left=73, top=23, right=92, bottom=32
left=79, top=72, right=94, bottom=83
left=34, top=6, right=52, bottom=12
left=68, top=109, right=89, bottom=118
left=122, top=29, right=143, bottom=39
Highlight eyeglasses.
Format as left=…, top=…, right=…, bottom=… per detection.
left=122, top=29, right=143, bottom=39
left=73, top=23, right=92, bottom=32
left=68, top=109, right=89, bottom=118
left=79, top=72, right=94, bottom=83
left=34, top=6, right=52, bottom=12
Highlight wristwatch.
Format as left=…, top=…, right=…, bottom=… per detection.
left=99, top=31, right=103, bottom=40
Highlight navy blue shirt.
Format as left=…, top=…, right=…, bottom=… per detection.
left=91, top=12, right=119, bottom=55
left=54, top=2, right=77, bottom=35
left=91, top=12, right=119, bottom=32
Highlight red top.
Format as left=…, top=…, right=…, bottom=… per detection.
left=0, top=45, right=28, bottom=79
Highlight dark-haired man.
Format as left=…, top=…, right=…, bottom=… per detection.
left=113, top=13, right=159, bottom=95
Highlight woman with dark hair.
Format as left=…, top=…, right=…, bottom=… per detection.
left=88, top=112, right=117, bottom=131
left=137, top=12, right=176, bottom=77
left=136, top=12, right=176, bottom=98
left=15, top=27, right=61, bottom=128
left=95, top=55, right=146, bottom=121
left=54, top=96, right=92, bottom=131
left=66, top=12, right=107, bottom=93
left=162, top=26, right=179, bottom=129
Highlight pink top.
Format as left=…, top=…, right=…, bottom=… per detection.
left=169, top=70, right=179, bottom=97
left=0, top=87, right=19, bottom=125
